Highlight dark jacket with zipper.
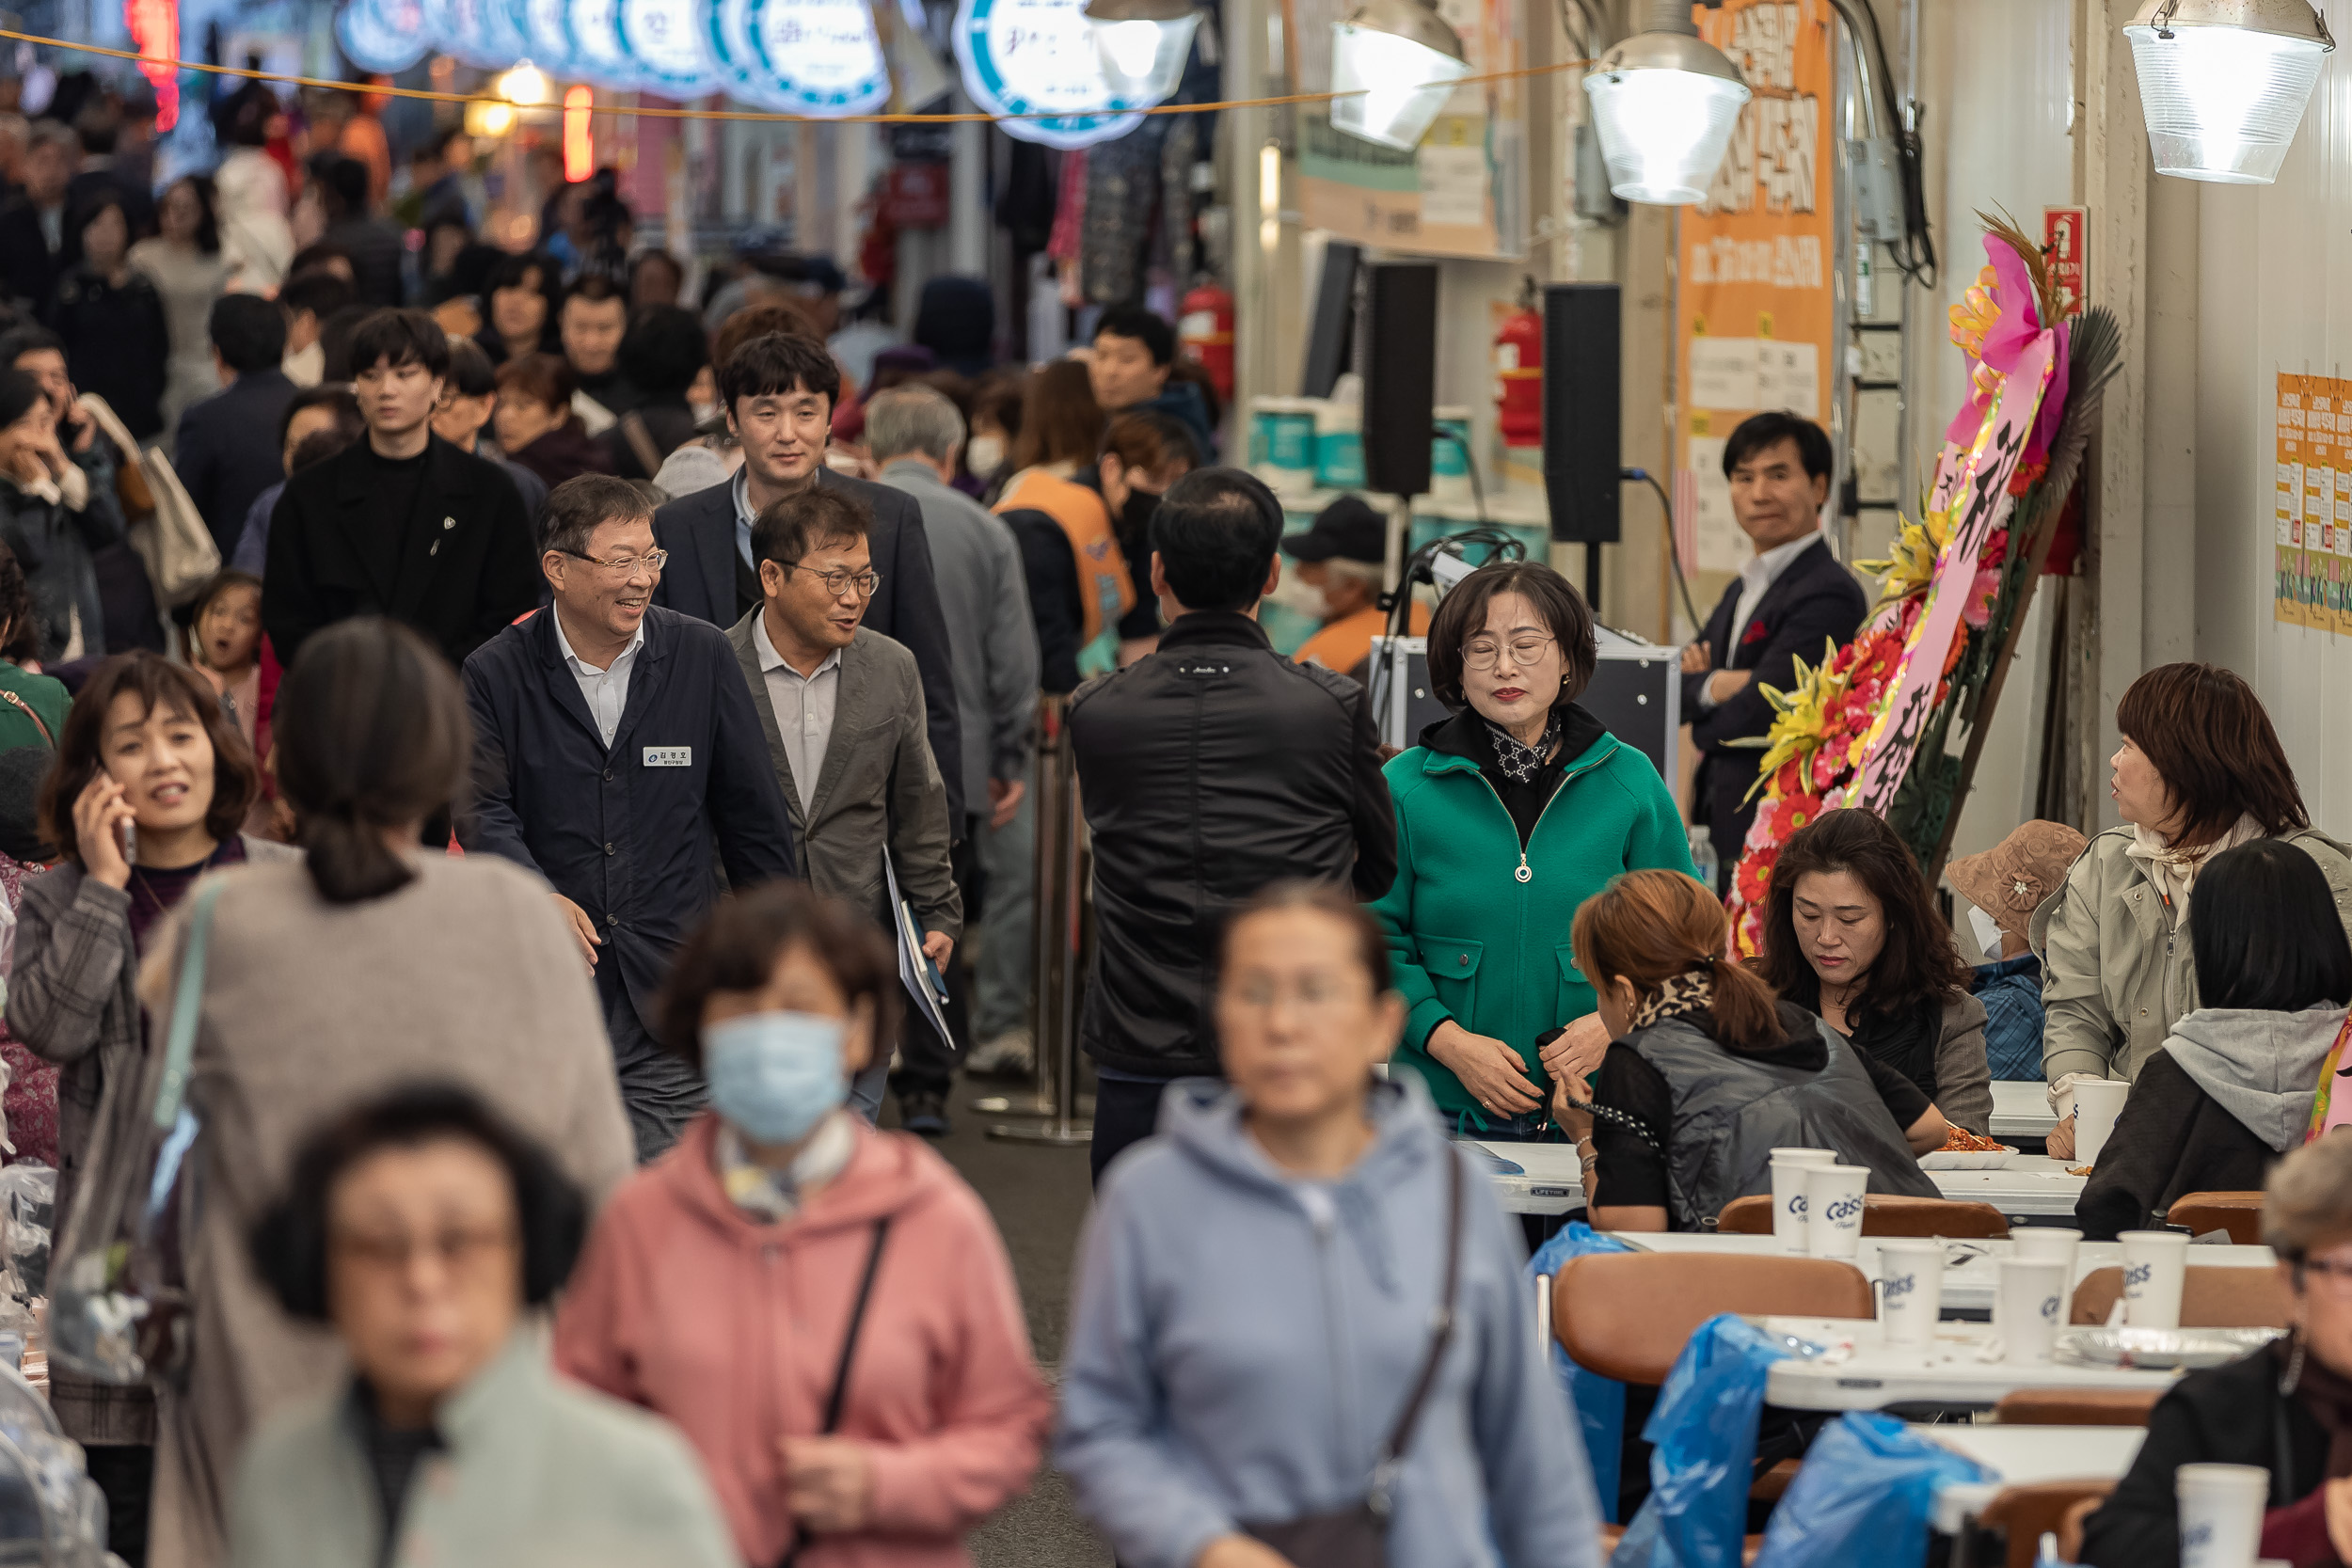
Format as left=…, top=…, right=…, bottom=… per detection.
left=1067, top=610, right=1395, bottom=1076
left=1370, top=703, right=1697, bottom=1127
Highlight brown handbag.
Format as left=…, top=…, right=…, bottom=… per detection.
left=1242, top=1147, right=1466, bottom=1568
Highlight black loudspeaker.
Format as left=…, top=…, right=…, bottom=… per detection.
left=1359, top=261, right=1438, bottom=499
left=1543, top=282, right=1622, bottom=543
left=1299, top=241, right=1361, bottom=399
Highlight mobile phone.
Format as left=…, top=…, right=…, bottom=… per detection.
left=119, top=819, right=135, bottom=866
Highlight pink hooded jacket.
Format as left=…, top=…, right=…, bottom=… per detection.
left=553, top=1114, right=1052, bottom=1568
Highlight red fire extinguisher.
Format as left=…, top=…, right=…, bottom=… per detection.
left=1495, top=275, right=1544, bottom=446
left=1179, top=278, right=1235, bottom=406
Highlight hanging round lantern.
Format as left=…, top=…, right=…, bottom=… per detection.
left=953, top=0, right=1143, bottom=149
left=568, top=0, right=647, bottom=89
left=618, top=0, right=722, bottom=95
left=744, top=0, right=892, bottom=114
left=340, top=0, right=431, bottom=72
left=425, top=0, right=528, bottom=68
left=1081, top=0, right=1197, bottom=107
left=517, top=0, right=581, bottom=73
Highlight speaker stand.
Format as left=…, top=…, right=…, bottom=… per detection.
left=1583, top=541, right=1603, bottom=616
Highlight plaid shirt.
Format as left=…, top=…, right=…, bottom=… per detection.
left=1973, top=954, right=2048, bottom=1081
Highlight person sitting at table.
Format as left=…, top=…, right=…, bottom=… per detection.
left=1947, top=819, right=2090, bottom=1080
left=2075, top=841, right=2352, bottom=1242
left=2077, top=1132, right=2352, bottom=1568
left=1568, top=867, right=1945, bottom=1233
left=2041, top=664, right=2352, bottom=1161
left=1756, top=808, right=1995, bottom=1137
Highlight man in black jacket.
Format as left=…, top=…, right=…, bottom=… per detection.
left=651, top=331, right=964, bottom=824
left=262, top=309, right=541, bottom=669
left=1680, top=412, right=1867, bottom=887
left=462, top=474, right=798, bottom=1157
left=173, top=293, right=296, bottom=557
left=1070, top=467, right=1396, bottom=1182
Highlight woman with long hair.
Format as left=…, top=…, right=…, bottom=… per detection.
left=1573, top=868, right=1944, bottom=1232
left=995, top=359, right=1124, bottom=676
left=129, top=175, right=236, bottom=435
left=1757, top=808, right=1994, bottom=1136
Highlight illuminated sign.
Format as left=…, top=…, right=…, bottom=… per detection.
left=953, top=0, right=1144, bottom=149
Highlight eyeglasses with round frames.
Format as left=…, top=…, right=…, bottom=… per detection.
left=781, top=563, right=883, bottom=598
left=1462, top=632, right=1556, bottom=671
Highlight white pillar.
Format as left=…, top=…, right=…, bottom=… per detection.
left=949, top=93, right=987, bottom=276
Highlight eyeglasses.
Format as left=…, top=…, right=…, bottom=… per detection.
left=1223, top=974, right=1375, bottom=1013
left=782, top=563, right=883, bottom=598
left=330, top=1224, right=518, bottom=1275
left=1462, top=633, right=1556, bottom=671
left=559, top=547, right=669, bottom=575
left=2296, top=1254, right=2352, bottom=1295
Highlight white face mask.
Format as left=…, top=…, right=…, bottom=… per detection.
left=1966, top=905, right=2004, bottom=958
left=1293, top=584, right=1331, bottom=622
left=966, top=435, right=1006, bottom=477
left=691, top=398, right=722, bottom=426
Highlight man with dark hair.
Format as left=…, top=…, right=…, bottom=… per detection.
left=464, top=473, right=797, bottom=1157
left=433, top=338, right=548, bottom=522
left=278, top=269, right=355, bottom=387
left=1067, top=467, right=1396, bottom=1181
left=652, top=330, right=966, bottom=825
left=1089, top=302, right=1215, bottom=457
left=1679, top=410, right=1867, bottom=886
left=560, top=274, right=640, bottom=429
left=173, top=293, right=296, bottom=555
left=0, top=123, right=76, bottom=309
left=312, top=153, right=404, bottom=309
left=262, top=308, right=539, bottom=667
left=723, top=483, right=959, bottom=1125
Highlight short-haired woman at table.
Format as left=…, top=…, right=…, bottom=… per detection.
left=2039, top=665, right=2352, bottom=1162
left=1369, top=561, right=1694, bottom=1140
left=2078, top=1132, right=2352, bottom=1568
left=1570, top=867, right=1943, bottom=1232
left=1757, top=807, right=1994, bottom=1136
left=1059, top=882, right=1603, bottom=1568
left=2075, top=841, right=2352, bottom=1242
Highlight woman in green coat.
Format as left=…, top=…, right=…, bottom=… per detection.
left=1370, top=562, right=1696, bottom=1139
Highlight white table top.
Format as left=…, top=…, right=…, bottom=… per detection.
left=1472, top=1141, right=2090, bottom=1219
left=1915, top=1424, right=2146, bottom=1533
left=1758, top=1316, right=2185, bottom=1412
left=1991, top=1080, right=2059, bottom=1141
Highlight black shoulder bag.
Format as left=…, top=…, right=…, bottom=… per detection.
left=777, top=1216, right=892, bottom=1568
left=1243, top=1148, right=1465, bottom=1568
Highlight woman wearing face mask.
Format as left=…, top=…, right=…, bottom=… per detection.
left=1756, top=808, right=1994, bottom=1137
left=554, top=882, right=1052, bottom=1568
left=1086, top=410, right=1200, bottom=663
left=2077, top=1133, right=2352, bottom=1567
left=1369, top=561, right=1696, bottom=1140
left=231, top=1085, right=739, bottom=1568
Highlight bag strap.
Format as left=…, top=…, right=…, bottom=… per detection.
left=619, top=411, right=663, bottom=478
left=1371, top=1146, right=1464, bottom=1501
left=0, top=690, right=52, bottom=749
left=151, top=879, right=225, bottom=1130
left=819, top=1216, right=892, bottom=1433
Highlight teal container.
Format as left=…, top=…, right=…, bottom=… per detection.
left=1315, top=403, right=1366, bottom=489
left=1253, top=397, right=1318, bottom=493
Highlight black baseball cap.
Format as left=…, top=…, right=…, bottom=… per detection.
left=1280, top=495, right=1386, bottom=564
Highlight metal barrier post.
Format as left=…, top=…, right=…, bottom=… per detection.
left=990, top=692, right=1092, bottom=1147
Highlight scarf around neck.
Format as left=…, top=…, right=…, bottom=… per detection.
left=1486, top=710, right=1563, bottom=785
left=2125, top=814, right=2264, bottom=927
left=1632, top=970, right=1716, bottom=1031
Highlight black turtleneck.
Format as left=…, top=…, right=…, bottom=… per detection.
left=358, top=441, right=431, bottom=592
left=1420, top=700, right=1607, bottom=847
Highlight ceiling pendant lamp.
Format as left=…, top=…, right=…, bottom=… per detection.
left=1327, top=0, right=1470, bottom=151
left=2125, top=0, right=2333, bottom=183
left=1581, top=0, right=1751, bottom=204
left=1081, top=0, right=1198, bottom=106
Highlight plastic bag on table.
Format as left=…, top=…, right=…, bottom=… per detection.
left=0, top=1164, right=55, bottom=1303
left=1529, top=1221, right=1635, bottom=1521
left=1748, top=1411, right=1992, bottom=1568
left=1610, top=1313, right=1820, bottom=1568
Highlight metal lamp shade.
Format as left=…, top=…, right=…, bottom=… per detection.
left=1327, top=10, right=1472, bottom=151
left=2125, top=0, right=2333, bottom=183
left=1581, top=26, right=1751, bottom=205
left=1087, top=8, right=1199, bottom=105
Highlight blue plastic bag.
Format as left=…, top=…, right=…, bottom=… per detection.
left=1748, top=1411, right=1992, bottom=1567
left=1527, top=1222, right=1635, bottom=1521
left=1610, top=1315, right=1815, bottom=1568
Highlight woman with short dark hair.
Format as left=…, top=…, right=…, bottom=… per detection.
left=2075, top=841, right=2352, bottom=1239
left=1756, top=807, right=1994, bottom=1136
left=1368, top=560, right=1696, bottom=1140
left=494, top=352, right=612, bottom=490
left=2039, top=664, right=2352, bottom=1153
left=555, top=880, right=1052, bottom=1568
left=46, top=192, right=170, bottom=440
left=230, top=1083, right=738, bottom=1568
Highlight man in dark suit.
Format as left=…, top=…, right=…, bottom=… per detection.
left=0, top=124, right=74, bottom=310
left=173, top=293, right=297, bottom=558
left=262, top=309, right=541, bottom=670
left=463, top=474, right=798, bottom=1158
left=1680, top=411, right=1868, bottom=888
left=651, top=331, right=966, bottom=824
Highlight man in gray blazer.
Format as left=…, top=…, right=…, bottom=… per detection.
left=726, top=482, right=961, bottom=1122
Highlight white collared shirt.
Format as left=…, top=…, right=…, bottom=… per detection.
left=1701, top=529, right=1826, bottom=712
left=754, top=610, right=842, bottom=812
left=551, top=610, right=645, bottom=748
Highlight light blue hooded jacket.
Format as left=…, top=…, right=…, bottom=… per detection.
left=1056, top=1075, right=1605, bottom=1568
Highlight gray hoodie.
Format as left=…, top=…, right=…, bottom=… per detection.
left=1056, top=1075, right=1604, bottom=1568
left=2162, top=1004, right=2344, bottom=1151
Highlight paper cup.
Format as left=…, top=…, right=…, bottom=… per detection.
left=2011, top=1227, right=2083, bottom=1291
left=1995, top=1258, right=2069, bottom=1363
left=2074, top=1078, right=2132, bottom=1165
left=1875, top=1239, right=1945, bottom=1345
left=2122, top=1229, right=2191, bottom=1329
left=1805, top=1164, right=1871, bottom=1259
left=2176, top=1462, right=2268, bottom=1568
left=1768, top=1149, right=1839, bottom=1253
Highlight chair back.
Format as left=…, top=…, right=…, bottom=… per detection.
left=1552, top=1252, right=1874, bottom=1386
left=1990, top=1388, right=2162, bottom=1427
left=1713, top=1193, right=2010, bottom=1238
left=1979, top=1481, right=2117, bottom=1568
left=2166, top=1192, right=2266, bottom=1246
left=2068, top=1265, right=2292, bottom=1328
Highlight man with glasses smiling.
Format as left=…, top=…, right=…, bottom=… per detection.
left=462, top=474, right=798, bottom=1159
left=725, top=483, right=961, bottom=1124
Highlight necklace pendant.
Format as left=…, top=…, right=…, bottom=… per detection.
left=1515, top=863, right=1533, bottom=884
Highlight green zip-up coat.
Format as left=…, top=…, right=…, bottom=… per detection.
left=1371, top=709, right=1697, bottom=1128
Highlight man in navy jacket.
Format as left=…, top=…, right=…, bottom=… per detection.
left=463, top=473, right=798, bottom=1158
left=1679, top=412, right=1868, bottom=888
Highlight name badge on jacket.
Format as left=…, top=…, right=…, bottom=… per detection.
left=643, top=747, right=692, bottom=768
